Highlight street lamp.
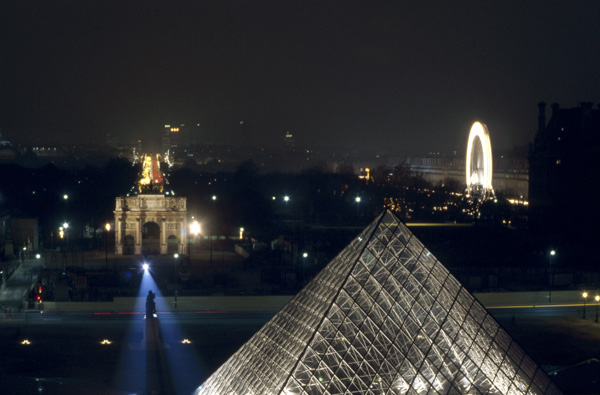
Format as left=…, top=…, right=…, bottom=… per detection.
left=548, top=250, right=556, bottom=303
left=595, top=295, right=599, bottom=323
left=583, top=291, right=588, bottom=319
left=63, top=222, right=69, bottom=250
left=355, top=196, right=361, bottom=217
left=239, top=227, right=244, bottom=240
left=105, top=223, right=111, bottom=270
left=283, top=195, right=290, bottom=215
left=302, top=252, right=308, bottom=283
left=189, top=220, right=200, bottom=264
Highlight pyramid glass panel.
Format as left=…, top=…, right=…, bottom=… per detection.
left=194, top=211, right=561, bottom=395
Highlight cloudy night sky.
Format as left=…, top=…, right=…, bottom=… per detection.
left=1, top=1, right=599, bottom=155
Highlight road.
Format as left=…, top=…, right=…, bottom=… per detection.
left=1, top=304, right=599, bottom=394
left=0, top=309, right=276, bottom=395
left=0, top=257, right=44, bottom=311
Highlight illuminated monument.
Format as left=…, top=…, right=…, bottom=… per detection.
left=114, top=154, right=187, bottom=255
left=466, top=122, right=495, bottom=200
left=195, top=211, right=560, bottom=394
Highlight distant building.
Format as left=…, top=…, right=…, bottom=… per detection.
left=10, top=218, right=39, bottom=253
left=529, top=102, right=600, bottom=247
left=0, top=215, right=11, bottom=259
left=405, top=151, right=528, bottom=199
left=0, top=135, right=19, bottom=163
left=163, top=124, right=185, bottom=164
left=284, top=131, right=295, bottom=147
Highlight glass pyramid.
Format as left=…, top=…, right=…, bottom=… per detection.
left=194, top=211, right=561, bottom=395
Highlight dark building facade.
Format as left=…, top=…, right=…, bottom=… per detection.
left=529, top=102, right=600, bottom=255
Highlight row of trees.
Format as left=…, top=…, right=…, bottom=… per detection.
left=1, top=158, right=515, bottom=252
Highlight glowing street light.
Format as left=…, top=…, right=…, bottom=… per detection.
left=212, top=195, right=217, bottom=201
left=595, top=295, right=599, bottom=323
left=62, top=222, right=69, bottom=250
left=355, top=196, right=361, bottom=217
left=284, top=195, right=290, bottom=202
left=302, top=252, right=308, bottom=282
left=142, top=263, right=149, bottom=271
left=105, top=223, right=111, bottom=269
left=190, top=220, right=200, bottom=236
left=63, top=194, right=69, bottom=200
left=583, top=291, right=588, bottom=319
left=548, top=250, right=556, bottom=303
left=189, top=220, right=200, bottom=264
left=239, top=227, right=244, bottom=240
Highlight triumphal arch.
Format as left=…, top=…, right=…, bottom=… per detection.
left=114, top=154, right=187, bottom=256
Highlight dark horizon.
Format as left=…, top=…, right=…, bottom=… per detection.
left=1, top=1, right=599, bottom=156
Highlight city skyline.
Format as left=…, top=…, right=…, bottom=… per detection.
left=1, top=1, right=599, bottom=155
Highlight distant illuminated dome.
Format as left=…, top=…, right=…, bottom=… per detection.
left=466, top=122, right=494, bottom=199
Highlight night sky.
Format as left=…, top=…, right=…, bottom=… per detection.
left=1, top=1, right=599, bottom=155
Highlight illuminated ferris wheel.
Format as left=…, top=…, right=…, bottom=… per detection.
left=466, top=122, right=495, bottom=199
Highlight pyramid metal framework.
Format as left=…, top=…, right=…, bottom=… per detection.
left=195, top=211, right=561, bottom=395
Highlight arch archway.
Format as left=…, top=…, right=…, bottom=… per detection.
left=114, top=195, right=187, bottom=256
left=123, top=235, right=135, bottom=255
left=142, top=222, right=161, bottom=255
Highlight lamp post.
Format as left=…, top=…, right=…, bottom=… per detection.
left=209, top=228, right=213, bottom=270
left=63, top=222, right=69, bottom=250
left=548, top=250, right=556, bottom=303
left=355, top=196, right=361, bottom=217
left=104, top=223, right=111, bottom=270
left=302, top=252, right=308, bottom=284
left=583, top=291, right=588, bottom=319
left=595, top=295, right=599, bottom=323
left=189, top=220, right=200, bottom=265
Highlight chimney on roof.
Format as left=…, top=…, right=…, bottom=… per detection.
left=551, top=103, right=560, bottom=116
left=537, top=102, right=546, bottom=133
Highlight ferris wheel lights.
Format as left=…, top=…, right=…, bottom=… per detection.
left=466, top=122, right=494, bottom=199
